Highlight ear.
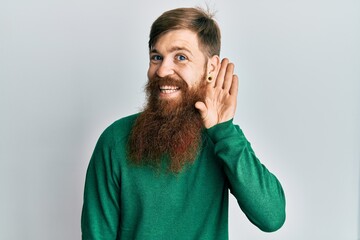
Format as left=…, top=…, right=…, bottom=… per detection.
left=206, top=55, right=220, bottom=78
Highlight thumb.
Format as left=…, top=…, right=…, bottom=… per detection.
left=195, top=101, right=208, bottom=119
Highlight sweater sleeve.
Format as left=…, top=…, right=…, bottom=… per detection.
left=81, top=129, right=121, bottom=240
left=206, top=119, right=286, bottom=232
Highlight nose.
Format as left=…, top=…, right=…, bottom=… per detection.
left=155, top=59, right=174, bottom=77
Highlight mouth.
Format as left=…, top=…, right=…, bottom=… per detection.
left=159, top=85, right=180, bottom=94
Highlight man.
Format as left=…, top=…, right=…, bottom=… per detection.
left=81, top=7, right=286, bottom=239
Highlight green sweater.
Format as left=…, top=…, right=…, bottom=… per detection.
left=81, top=113, right=286, bottom=239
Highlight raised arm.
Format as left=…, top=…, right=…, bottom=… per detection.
left=198, top=58, right=286, bottom=231
left=207, top=120, right=286, bottom=232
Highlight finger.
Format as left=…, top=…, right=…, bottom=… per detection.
left=195, top=101, right=208, bottom=119
left=229, top=74, right=239, bottom=96
left=214, top=58, right=229, bottom=88
left=223, top=63, right=235, bottom=92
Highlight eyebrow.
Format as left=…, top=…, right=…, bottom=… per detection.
left=150, top=46, right=194, bottom=57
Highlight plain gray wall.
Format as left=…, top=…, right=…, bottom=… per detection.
left=1, top=0, right=359, bottom=239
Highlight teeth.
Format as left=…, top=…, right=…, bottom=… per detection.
left=159, top=85, right=179, bottom=90
left=161, top=89, right=177, bottom=93
left=159, top=85, right=179, bottom=93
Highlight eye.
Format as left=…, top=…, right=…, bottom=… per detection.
left=176, top=55, right=187, bottom=61
left=150, top=55, right=162, bottom=61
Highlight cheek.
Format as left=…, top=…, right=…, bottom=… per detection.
left=180, top=72, right=202, bottom=89
left=172, top=63, right=205, bottom=89
left=147, top=66, right=155, bottom=79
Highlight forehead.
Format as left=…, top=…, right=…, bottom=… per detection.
left=151, top=29, right=202, bottom=55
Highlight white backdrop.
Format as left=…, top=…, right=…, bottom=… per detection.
left=1, top=0, right=359, bottom=239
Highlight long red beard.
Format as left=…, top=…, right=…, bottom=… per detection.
left=128, top=75, right=206, bottom=173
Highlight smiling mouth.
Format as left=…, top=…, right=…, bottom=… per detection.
left=159, top=85, right=180, bottom=94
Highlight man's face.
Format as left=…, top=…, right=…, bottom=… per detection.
left=147, top=29, right=209, bottom=103
left=128, top=30, right=215, bottom=172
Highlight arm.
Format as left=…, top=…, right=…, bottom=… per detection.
left=196, top=58, right=286, bottom=231
left=207, top=120, right=286, bottom=232
left=81, top=129, right=120, bottom=239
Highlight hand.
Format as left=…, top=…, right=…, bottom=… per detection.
left=195, top=58, right=239, bottom=129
